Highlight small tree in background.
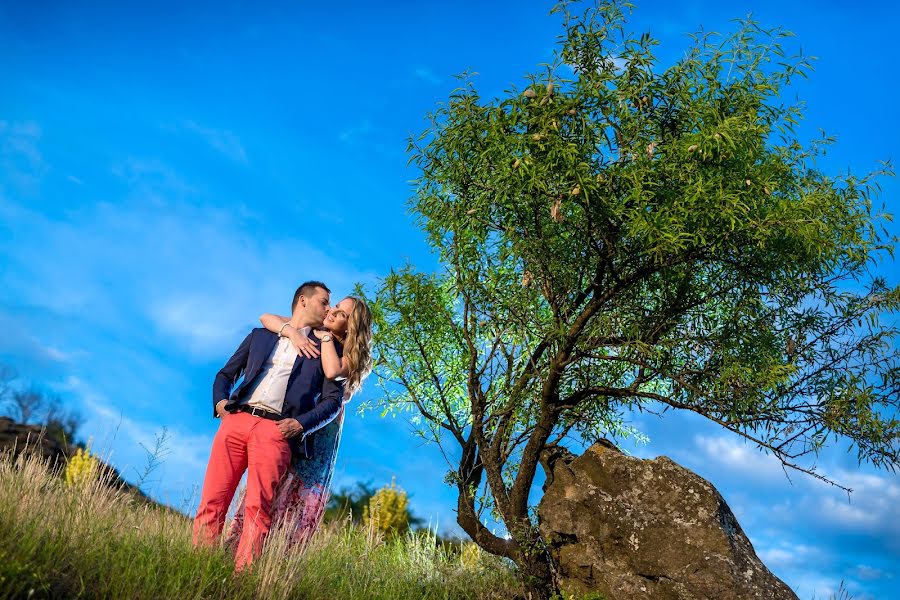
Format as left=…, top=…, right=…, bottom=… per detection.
left=324, top=480, right=377, bottom=524
left=65, top=442, right=100, bottom=487
left=365, top=1, right=898, bottom=597
left=362, top=478, right=416, bottom=539
left=0, top=365, right=82, bottom=451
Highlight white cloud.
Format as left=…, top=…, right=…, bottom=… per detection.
left=338, top=120, right=374, bottom=144
left=111, top=157, right=200, bottom=198
left=810, top=468, right=900, bottom=538
left=43, top=346, right=70, bottom=362
left=412, top=67, right=442, bottom=85
left=0, top=120, right=46, bottom=193
left=136, top=217, right=374, bottom=356
left=148, top=293, right=250, bottom=356
left=789, top=573, right=850, bottom=600
left=825, top=470, right=900, bottom=497
left=693, top=434, right=900, bottom=546
left=694, top=434, right=789, bottom=482
left=854, top=565, right=891, bottom=581
left=610, top=56, right=629, bottom=71
left=3, top=158, right=375, bottom=358
left=183, top=120, right=248, bottom=164
left=758, top=547, right=793, bottom=565
left=820, top=495, right=878, bottom=529
left=757, top=541, right=823, bottom=570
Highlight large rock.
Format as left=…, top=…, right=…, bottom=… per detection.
left=538, top=442, right=797, bottom=600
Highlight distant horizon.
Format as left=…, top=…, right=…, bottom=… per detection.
left=1, top=1, right=898, bottom=598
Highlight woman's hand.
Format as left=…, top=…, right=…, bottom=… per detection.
left=312, top=329, right=330, bottom=340
left=289, top=329, right=320, bottom=359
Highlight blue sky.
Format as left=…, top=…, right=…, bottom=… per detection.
left=1, top=1, right=898, bottom=598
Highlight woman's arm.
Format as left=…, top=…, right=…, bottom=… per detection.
left=259, top=313, right=319, bottom=359
left=315, top=332, right=348, bottom=379
left=260, top=313, right=289, bottom=334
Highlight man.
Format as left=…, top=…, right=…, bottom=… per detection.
left=192, top=280, right=345, bottom=568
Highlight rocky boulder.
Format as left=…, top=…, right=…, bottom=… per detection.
left=538, top=442, right=797, bottom=600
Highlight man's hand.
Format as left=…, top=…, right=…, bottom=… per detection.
left=215, top=399, right=229, bottom=418
left=276, top=418, right=303, bottom=438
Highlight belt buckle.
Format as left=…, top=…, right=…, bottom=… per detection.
left=250, top=406, right=264, bottom=418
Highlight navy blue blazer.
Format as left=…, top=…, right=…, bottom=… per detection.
left=212, top=328, right=345, bottom=460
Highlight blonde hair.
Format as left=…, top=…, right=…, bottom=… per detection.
left=342, top=296, right=374, bottom=395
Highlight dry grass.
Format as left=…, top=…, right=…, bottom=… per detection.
left=0, top=448, right=521, bottom=599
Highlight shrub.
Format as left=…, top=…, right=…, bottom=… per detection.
left=362, top=478, right=410, bottom=539
left=460, top=542, right=484, bottom=571
left=65, top=443, right=100, bottom=487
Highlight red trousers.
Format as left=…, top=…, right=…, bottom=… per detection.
left=192, top=411, right=292, bottom=569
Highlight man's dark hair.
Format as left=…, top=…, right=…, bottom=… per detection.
left=292, top=280, right=330, bottom=311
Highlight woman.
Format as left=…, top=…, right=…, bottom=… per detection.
left=225, top=295, right=374, bottom=548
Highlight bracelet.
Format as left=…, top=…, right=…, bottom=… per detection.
left=278, top=322, right=292, bottom=337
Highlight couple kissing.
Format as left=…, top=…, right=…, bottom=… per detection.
left=192, top=280, right=373, bottom=569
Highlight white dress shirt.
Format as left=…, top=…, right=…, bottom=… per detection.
left=241, top=326, right=310, bottom=414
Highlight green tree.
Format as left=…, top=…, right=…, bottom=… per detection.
left=365, top=2, right=899, bottom=597
left=324, top=480, right=377, bottom=524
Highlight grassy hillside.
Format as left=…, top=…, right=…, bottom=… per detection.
left=0, top=449, right=520, bottom=600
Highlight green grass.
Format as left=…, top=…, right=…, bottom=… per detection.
left=0, top=449, right=521, bottom=599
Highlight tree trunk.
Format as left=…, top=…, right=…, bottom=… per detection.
left=516, top=544, right=556, bottom=600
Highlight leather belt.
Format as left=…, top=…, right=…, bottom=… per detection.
left=235, top=405, right=283, bottom=421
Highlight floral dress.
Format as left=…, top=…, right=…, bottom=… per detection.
left=226, top=403, right=345, bottom=548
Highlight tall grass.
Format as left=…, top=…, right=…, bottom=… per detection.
left=0, top=449, right=520, bottom=599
